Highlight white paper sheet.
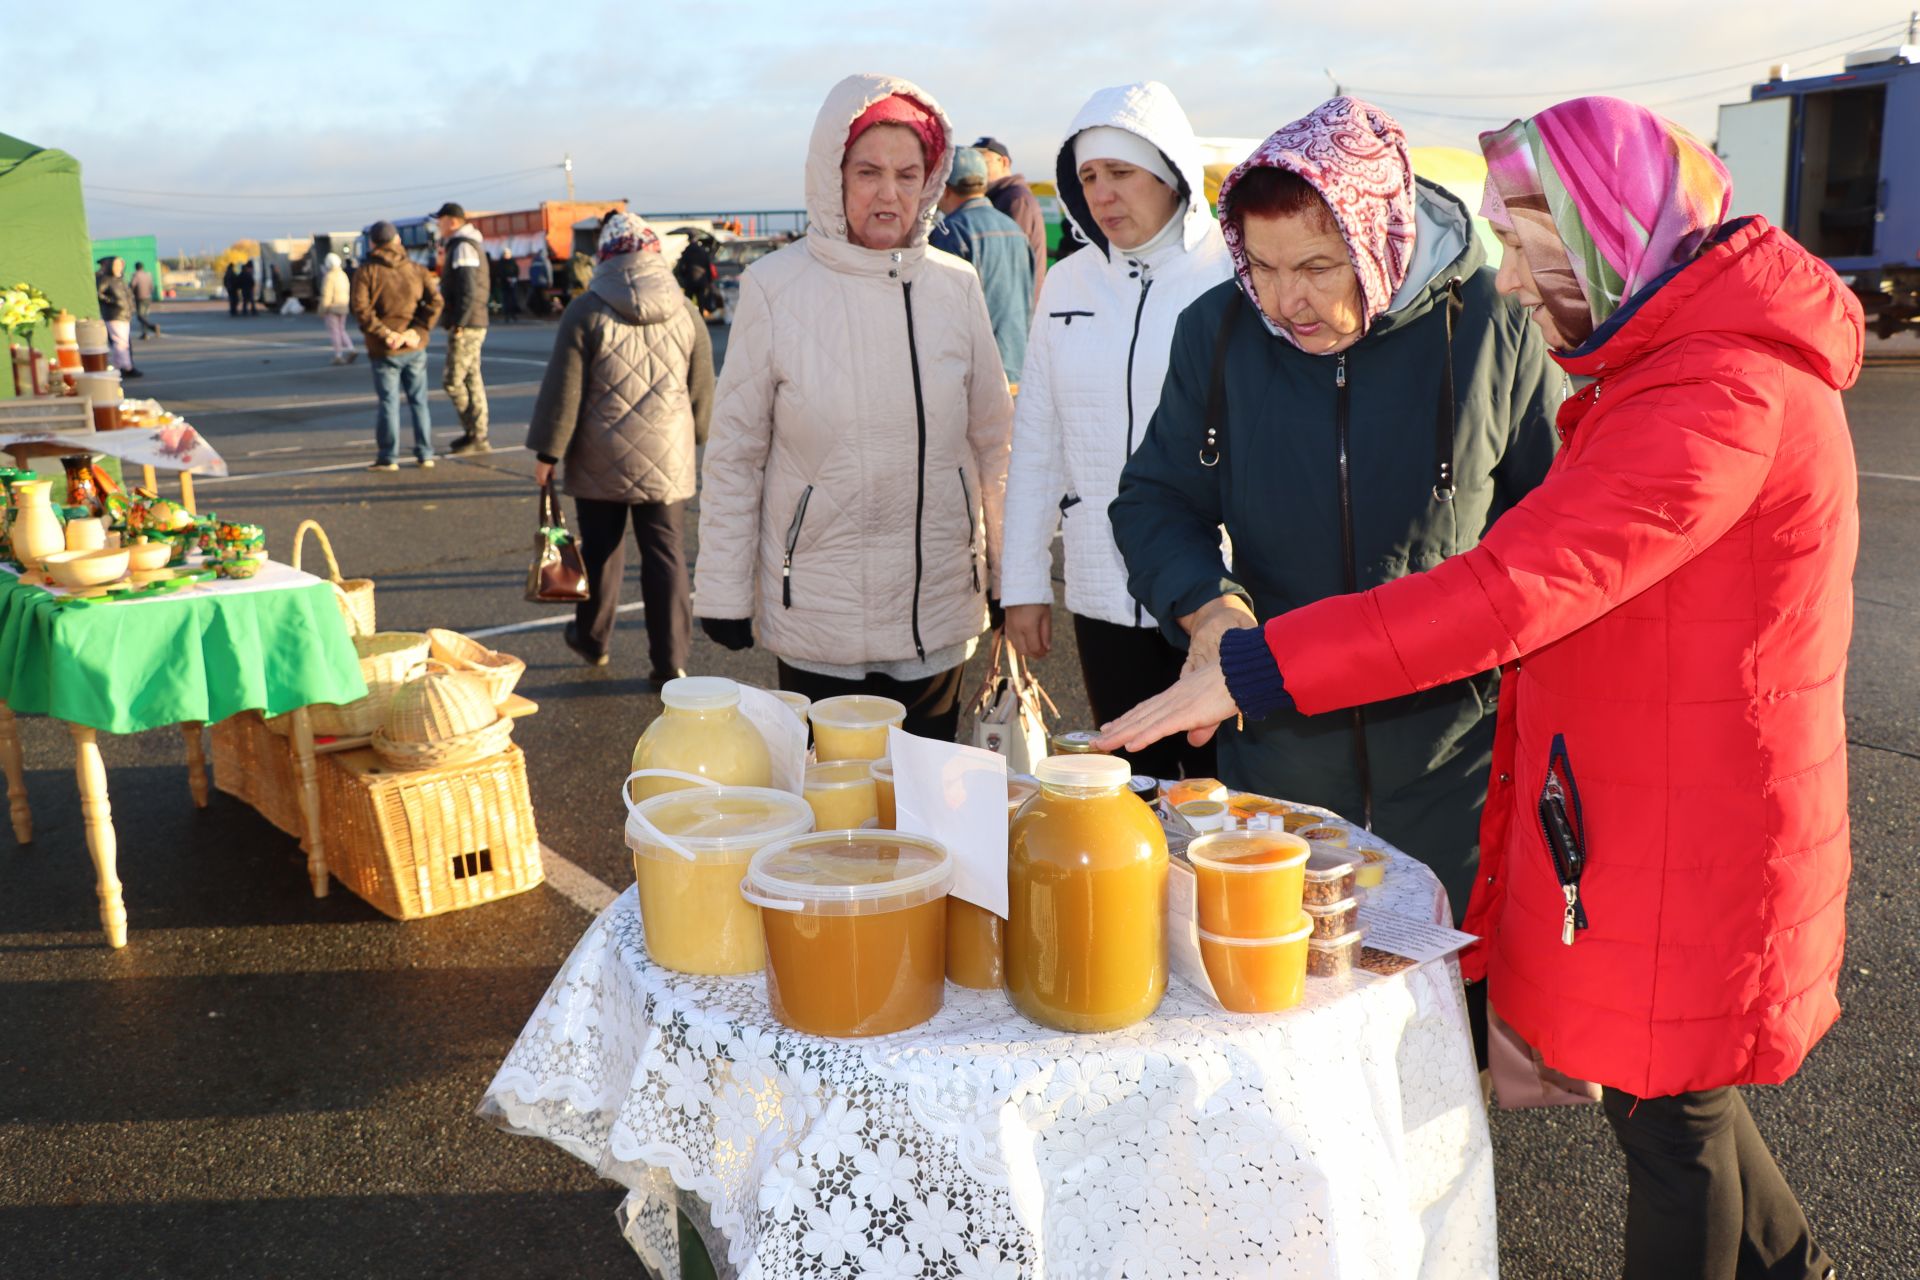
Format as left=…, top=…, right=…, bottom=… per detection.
left=1354, top=905, right=1478, bottom=974
left=737, top=684, right=807, bottom=796
left=888, top=726, right=1010, bottom=917
left=1165, top=857, right=1223, bottom=1002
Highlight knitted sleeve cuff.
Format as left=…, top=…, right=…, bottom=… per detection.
left=1219, top=625, right=1293, bottom=720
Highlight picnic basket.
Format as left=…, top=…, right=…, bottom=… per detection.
left=294, top=518, right=376, bottom=638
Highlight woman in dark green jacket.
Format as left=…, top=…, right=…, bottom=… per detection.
left=1111, top=96, right=1560, bottom=921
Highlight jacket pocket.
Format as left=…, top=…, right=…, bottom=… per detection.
left=781, top=485, right=813, bottom=608
left=1536, top=733, right=1590, bottom=945
left=1048, top=310, right=1095, bottom=326
left=957, top=468, right=980, bottom=594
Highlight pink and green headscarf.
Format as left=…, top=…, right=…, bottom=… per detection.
left=1479, top=96, right=1731, bottom=347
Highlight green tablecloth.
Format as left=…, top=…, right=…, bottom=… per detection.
left=0, top=566, right=367, bottom=734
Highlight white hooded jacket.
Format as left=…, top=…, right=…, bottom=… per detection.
left=998, top=82, right=1233, bottom=627
left=694, top=75, right=1014, bottom=669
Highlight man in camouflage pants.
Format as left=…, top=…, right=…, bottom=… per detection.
left=434, top=201, right=491, bottom=454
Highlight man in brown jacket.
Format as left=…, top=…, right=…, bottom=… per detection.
left=350, top=220, right=444, bottom=470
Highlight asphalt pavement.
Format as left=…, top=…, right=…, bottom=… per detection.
left=2, top=302, right=1915, bottom=1278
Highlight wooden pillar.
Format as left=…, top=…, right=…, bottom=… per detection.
left=288, top=705, right=328, bottom=897
left=181, top=721, right=208, bottom=808
left=0, top=700, right=30, bottom=843
left=178, top=470, right=196, bottom=515
left=70, top=723, right=126, bottom=948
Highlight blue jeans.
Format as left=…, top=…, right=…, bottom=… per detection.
left=370, top=350, right=434, bottom=462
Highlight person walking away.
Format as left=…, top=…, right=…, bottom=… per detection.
left=1100, top=96, right=1849, bottom=1280
left=434, top=202, right=491, bottom=454
left=95, top=257, right=143, bottom=378
left=131, top=262, right=161, bottom=338
left=528, top=252, right=553, bottom=316
left=1000, top=81, right=1235, bottom=781
left=318, top=252, right=356, bottom=364
left=499, top=249, right=521, bottom=323
left=224, top=262, right=241, bottom=317
left=239, top=260, right=257, bottom=316
left=527, top=213, right=714, bottom=680
left=695, top=73, right=1014, bottom=741
left=975, top=136, right=1048, bottom=305
left=350, top=220, right=443, bottom=470
left=930, top=146, right=1034, bottom=388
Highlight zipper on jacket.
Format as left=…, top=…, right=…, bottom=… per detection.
left=1536, top=733, right=1591, bottom=945
left=781, top=485, right=814, bottom=608
left=957, top=468, right=980, bottom=594
left=1124, top=269, right=1154, bottom=626
left=1334, top=353, right=1376, bottom=829
left=901, top=283, right=929, bottom=661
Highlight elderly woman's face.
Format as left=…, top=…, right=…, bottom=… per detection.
left=1493, top=228, right=1570, bottom=349
left=1077, top=158, right=1182, bottom=252
left=842, top=125, right=925, bottom=251
left=1239, top=205, right=1365, bottom=355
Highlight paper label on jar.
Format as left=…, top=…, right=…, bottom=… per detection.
left=889, top=727, right=1010, bottom=918
left=1165, top=858, right=1223, bottom=1003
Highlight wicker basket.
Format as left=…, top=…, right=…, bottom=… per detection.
left=210, top=711, right=308, bottom=842
left=319, top=745, right=544, bottom=919
left=307, top=631, right=432, bottom=739
left=373, top=713, right=514, bottom=771
left=425, top=628, right=526, bottom=705
left=294, top=519, right=376, bottom=638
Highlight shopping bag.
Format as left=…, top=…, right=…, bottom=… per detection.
left=525, top=482, right=589, bottom=604
left=968, top=633, right=1055, bottom=774
left=1487, top=1005, right=1602, bottom=1108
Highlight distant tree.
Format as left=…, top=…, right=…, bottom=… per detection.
left=213, top=240, right=260, bottom=273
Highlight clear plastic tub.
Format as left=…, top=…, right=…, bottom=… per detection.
left=1303, top=849, right=1361, bottom=907
left=1007, top=775, right=1039, bottom=821
left=870, top=758, right=896, bottom=828
left=771, top=689, right=812, bottom=723
left=630, top=677, right=772, bottom=803
left=803, top=759, right=879, bottom=832
left=1177, top=799, right=1230, bottom=832
left=743, top=831, right=953, bottom=1037
left=1187, top=830, right=1310, bottom=939
left=808, top=695, right=907, bottom=762
left=1307, top=928, right=1365, bottom=977
left=1199, top=916, right=1313, bottom=1013
left=1302, top=895, right=1360, bottom=941
left=1351, top=844, right=1390, bottom=889
left=1298, top=824, right=1350, bottom=847
left=1161, top=777, right=1227, bottom=809
left=625, top=784, right=814, bottom=975
left=946, top=899, right=1006, bottom=989
left=1280, top=809, right=1330, bottom=834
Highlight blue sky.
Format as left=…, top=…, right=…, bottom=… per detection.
left=11, top=1, right=1908, bottom=254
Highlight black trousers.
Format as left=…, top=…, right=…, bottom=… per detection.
left=1071, top=613, right=1216, bottom=781
left=134, top=300, right=160, bottom=337
left=1601, top=1086, right=1833, bottom=1280
left=572, top=496, right=690, bottom=674
left=777, top=660, right=966, bottom=744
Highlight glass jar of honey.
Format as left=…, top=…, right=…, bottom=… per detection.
left=945, top=775, right=1039, bottom=991
left=630, top=677, right=772, bottom=803
left=1007, top=754, right=1168, bottom=1033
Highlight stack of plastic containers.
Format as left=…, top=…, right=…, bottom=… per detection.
left=1186, top=830, right=1313, bottom=1013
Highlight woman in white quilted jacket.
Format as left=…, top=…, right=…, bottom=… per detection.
left=693, top=74, right=1013, bottom=740
left=1001, top=81, right=1232, bottom=778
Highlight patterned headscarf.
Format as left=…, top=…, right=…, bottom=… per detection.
left=597, top=212, right=660, bottom=260
left=1479, top=96, right=1731, bottom=346
left=846, top=93, right=946, bottom=173
left=1218, top=96, right=1417, bottom=350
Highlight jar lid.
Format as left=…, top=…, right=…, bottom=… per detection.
left=808, top=694, right=908, bottom=730
left=661, top=675, right=741, bottom=711
left=1033, top=753, right=1131, bottom=790
left=1199, top=917, right=1313, bottom=947
left=1304, top=849, right=1363, bottom=882
left=1303, top=896, right=1359, bottom=914
left=1187, top=830, right=1309, bottom=871
left=627, top=785, right=814, bottom=859
left=1308, top=929, right=1366, bottom=949
left=869, top=758, right=894, bottom=781
left=806, top=759, right=876, bottom=790
left=744, top=830, right=952, bottom=916
left=1049, top=729, right=1101, bottom=753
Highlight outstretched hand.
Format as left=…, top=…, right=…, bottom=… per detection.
left=1094, top=661, right=1240, bottom=755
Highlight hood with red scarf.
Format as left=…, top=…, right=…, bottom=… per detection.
left=804, top=73, right=954, bottom=259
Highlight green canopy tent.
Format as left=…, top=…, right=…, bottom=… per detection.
left=0, top=131, right=97, bottom=401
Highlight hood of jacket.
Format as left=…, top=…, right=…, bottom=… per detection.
left=1557, top=216, right=1863, bottom=392
left=589, top=250, right=683, bottom=325
left=803, top=73, right=954, bottom=271
left=1054, top=81, right=1213, bottom=260
left=448, top=222, right=484, bottom=251
left=367, top=238, right=411, bottom=270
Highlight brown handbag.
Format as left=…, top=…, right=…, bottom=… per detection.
left=525, top=483, right=589, bottom=604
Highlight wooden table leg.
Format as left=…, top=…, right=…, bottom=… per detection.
left=181, top=722, right=208, bottom=808
left=70, top=723, right=127, bottom=949
left=0, top=699, right=31, bottom=844
left=288, top=706, right=328, bottom=897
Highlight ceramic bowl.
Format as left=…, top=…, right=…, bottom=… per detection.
left=43, top=547, right=130, bottom=589
left=217, top=556, right=262, bottom=580
left=125, top=539, right=173, bottom=572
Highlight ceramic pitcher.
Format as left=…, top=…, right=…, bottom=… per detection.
left=10, top=480, right=65, bottom=571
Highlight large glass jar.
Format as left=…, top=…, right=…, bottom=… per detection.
left=630, top=677, right=772, bottom=803
left=1007, top=754, right=1168, bottom=1033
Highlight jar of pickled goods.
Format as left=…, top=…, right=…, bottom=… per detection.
left=803, top=759, right=879, bottom=831
left=1007, top=754, right=1168, bottom=1033
left=743, top=831, right=952, bottom=1037
left=808, top=695, right=906, bottom=763
left=626, top=785, right=814, bottom=975
left=630, top=677, right=772, bottom=803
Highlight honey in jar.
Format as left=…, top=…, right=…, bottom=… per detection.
left=1007, top=754, right=1168, bottom=1033
left=1199, top=917, right=1313, bottom=1013
left=630, top=677, right=771, bottom=802
left=871, top=757, right=896, bottom=827
left=1187, top=830, right=1310, bottom=940
left=808, top=695, right=907, bottom=762
left=804, top=759, right=879, bottom=831
left=744, top=832, right=953, bottom=1037
left=946, top=775, right=1037, bottom=990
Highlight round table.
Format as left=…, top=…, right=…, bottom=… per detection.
left=482, top=835, right=1496, bottom=1278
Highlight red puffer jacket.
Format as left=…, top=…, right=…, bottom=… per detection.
left=1257, top=218, right=1861, bottom=1096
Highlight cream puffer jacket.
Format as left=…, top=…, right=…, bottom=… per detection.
left=694, top=73, right=1013, bottom=666
left=999, top=81, right=1233, bottom=629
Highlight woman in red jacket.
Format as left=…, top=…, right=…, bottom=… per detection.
left=1102, top=97, right=1855, bottom=1279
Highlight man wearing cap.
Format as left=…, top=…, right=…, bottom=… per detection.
left=975, top=136, right=1047, bottom=305
left=932, top=147, right=1034, bottom=387
left=350, top=219, right=443, bottom=470
left=435, top=201, right=491, bottom=454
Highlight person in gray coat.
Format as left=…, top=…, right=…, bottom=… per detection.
left=527, top=212, right=715, bottom=683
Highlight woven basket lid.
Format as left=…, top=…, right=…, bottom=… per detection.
left=382, top=667, right=499, bottom=744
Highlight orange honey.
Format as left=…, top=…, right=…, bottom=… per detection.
left=1188, top=831, right=1310, bottom=940
left=1199, top=918, right=1313, bottom=1013
left=946, top=898, right=1006, bottom=989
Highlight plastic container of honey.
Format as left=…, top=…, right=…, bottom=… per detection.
left=808, top=695, right=907, bottom=762
left=946, top=899, right=1005, bottom=989
left=1007, top=754, right=1168, bottom=1034
left=630, top=677, right=772, bottom=803
left=743, top=831, right=953, bottom=1037
left=1281, top=809, right=1329, bottom=834
left=1007, top=775, right=1039, bottom=820
left=1187, top=830, right=1310, bottom=940
left=1351, top=844, right=1390, bottom=889
left=1298, top=824, right=1350, bottom=847
left=803, top=759, right=879, bottom=831
left=1161, top=777, right=1228, bottom=809
left=1199, top=916, right=1313, bottom=1013
left=771, top=689, right=812, bottom=723
left=625, top=784, right=814, bottom=975
left=870, top=758, right=896, bottom=828
left=1177, top=799, right=1229, bottom=832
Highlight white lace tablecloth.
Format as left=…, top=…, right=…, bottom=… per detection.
left=479, top=845, right=1495, bottom=1279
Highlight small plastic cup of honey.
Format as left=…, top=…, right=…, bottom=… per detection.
left=808, top=694, right=907, bottom=762
left=1199, top=916, right=1313, bottom=1013
left=803, top=759, right=880, bottom=831
left=1187, top=830, right=1310, bottom=940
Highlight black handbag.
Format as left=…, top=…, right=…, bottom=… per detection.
left=525, top=482, right=589, bottom=604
